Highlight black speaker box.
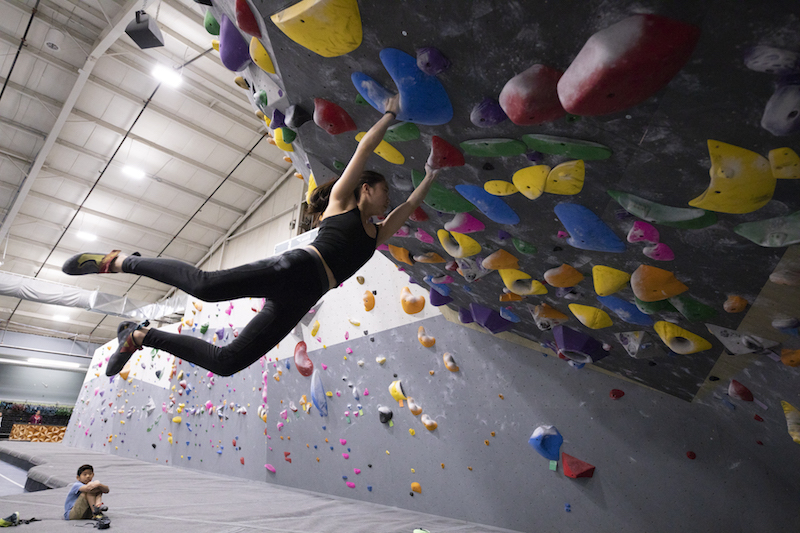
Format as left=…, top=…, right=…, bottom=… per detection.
left=125, top=11, right=164, bottom=49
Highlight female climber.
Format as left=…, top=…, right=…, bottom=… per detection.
left=62, top=95, right=441, bottom=377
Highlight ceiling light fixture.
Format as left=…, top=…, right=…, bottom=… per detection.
left=52, top=314, right=69, bottom=322
left=0, top=357, right=84, bottom=371
left=44, top=27, right=65, bottom=52
left=76, top=231, right=97, bottom=241
left=152, top=64, right=182, bottom=88
left=122, top=166, right=146, bottom=179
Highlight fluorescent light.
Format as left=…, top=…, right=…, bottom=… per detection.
left=52, top=314, right=69, bottom=322
left=0, top=357, right=84, bottom=371
left=28, top=358, right=80, bottom=369
left=76, top=231, right=97, bottom=241
left=152, top=64, right=182, bottom=87
left=122, top=166, right=146, bottom=179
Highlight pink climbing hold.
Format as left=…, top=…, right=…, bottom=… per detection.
left=346, top=481, right=356, bottom=488
left=498, top=64, right=566, bottom=125
left=313, top=98, right=357, bottom=135
left=294, top=341, right=314, bottom=377
left=557, top=14, right=701, bottom=116
left=321, top=363, right=328, bottom=370
left=643, top=243, right=675, bottom=261
left=394, top=226, right=411, bottom=237
left=265, top=464, right=276, bottom=473
left=428, top=136, right=465, bottom=169
left=444, top=212, right=485, bottom=234
left=235, top=0, right=261, bottom=37
left=728, top=379, right=754, bottom=402
left=363, top=388, right=369, bottom=396
left=340, top=439, right=347, bottom=445
left=609, top=389, right=625, bottom=399
left=354, top=468, right=361, bottom=474
left=342, top=453, right=350, bottom=459
left=415, top=228, right=434, bottom=243
left=627, top=221, right=659, bottom=243
left=557, top=230, right=569, bottom=239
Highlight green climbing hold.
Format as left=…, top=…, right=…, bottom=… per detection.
left=513, top=237, right=537, bottom=255
left=204, top=10, right=220, bottom=35
left=384, top=122, right=420, bottom=143
left=333, top=160, right=345, bottom=171
left=411, top=169, right=474, bottom=214
left=608, top=190, right=717, bottom=229
left=355, top=94, right=368, bottom=105
left=255, top=90, right=268, bottom=114
left=565, top=114, right=581, bottom=123
left=634, top=296, right=676, bottom=315
left=279, top=127, right=296, bottom=144
left=733, top=211, right=800, bottom=247
left=668, top=294, right=717, bottom=322
left=521, top=134, right=611, bottom=160
left=200, top=323, right=209, bottom=334
left=460, top=138, right=528, bottom=158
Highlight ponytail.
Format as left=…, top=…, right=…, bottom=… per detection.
left=307, top=171, right=386, bottom=216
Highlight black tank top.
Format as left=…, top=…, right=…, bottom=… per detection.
left=313, top=207, right=377, bottom=285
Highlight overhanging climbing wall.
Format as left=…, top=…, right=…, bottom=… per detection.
left=204, top=0, right=800, bottom=401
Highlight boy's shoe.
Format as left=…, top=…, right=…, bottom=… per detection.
left=106, top=320, right=149, bottom=377
left=0, top=512, right=19, bottom=527
left=92, top=505, right=108, bottom=514
left=62, top=251, right=140, bottom=275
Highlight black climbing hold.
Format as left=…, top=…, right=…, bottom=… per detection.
left=709, top=375, right=719, bottom=381
left=285, top=104, right=312, bottom=128
left=483, top=162, right=494, bottom=171
left=368, top=464, right=372, bottom=468
left=393, top=374, right=398, bottom=378
left=372, top=290, right=377, bottom=295
left=648, top=361, right=657, bottom=366
left=151, top=443, right=156, bottom=448
left=369, top=337, right=374, bottom=342
left=410, top=492, right=414, bottom=497
left=553, top=246, right=563, bottom=252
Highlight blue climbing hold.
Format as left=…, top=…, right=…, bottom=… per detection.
left=500, top=307, right=521, bottom=323
left=310, top=369, right=328, bottom=417
left=455, top=185, right=520, bottom=225
left=528, top=425, right=563, bottom=461
left=596, top=295, right=654, bottom=327
left=554, top=203, right=625, bottom=253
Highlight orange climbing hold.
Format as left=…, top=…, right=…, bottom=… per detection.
left=500, top=292, right=523, bottom=302
left=723, top=295, right=748, bottom=313
left=544, top=264, right=584, bottom=287
left=411, top=482, right=422, bottom=493
left=443, top=352, right=459, bottom=372
left=363, top=291, right=375, bottom=312
left=418, top=326, right=436, bottom=347
left=389, top=244, right=413, bottom=265
left=781, top=348, right=800, bottom=367
left=630, top=265, right=688, bottom=302
left=482, top=249, right=520, bottom=270
left=407, top=397, right=423, bottom=415
left=401, top=287, right=425, bottom=314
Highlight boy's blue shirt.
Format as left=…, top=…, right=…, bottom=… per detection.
left=63, top=481, right=84, bottom=520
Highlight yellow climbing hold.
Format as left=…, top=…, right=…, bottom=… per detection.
left=512, top=165, right=550, bottom=200
left=568, top=304, right=613, bottom=329
left=592, top=265, right=631, bottom=296
left=653, top=321, right=712, bottom=354
left=310, top=320, right=320, bottom=336
left=401, top=286, right=425, bottom=314
left=355, top=132, right=404, bottom=164
left=769, top=147, right=800, bottom=179
left=389, top=380, right=406, bottom=402
left=305, top=172, right=317, bottom=204
left=689, top=140, right=775, bottom=214
left=498, top=269, right=547, bottom=295
left=437, top=230, right=481, bottom=258
left=270, top=0, right=362, bottom=58
left=363, top=290, right=375, bottom=312
left=544, top=264, right=584, bottom=287
left=409, top=429, right=415, bottom=436
left=211, top=39, right=220, bottom=52
left=630, top=265, right=688, bottom=302
left=249, top=37, right=275, bottom=74
left=417, top=326, right=436, bottom=347
left=481, top=249, right=519, bottom=270
left=389, top=244, right=413, bottom=265
left=273, top=127, right=294, bottom=152
left=234, top=76, right=249, bottom=90
left=545, top=160, right=584, bottom=195
left=484, top=180, right=518, bottom=196
left=172, top=416, right=182, bottom=424
left=411, top=482, right=422, bottom=493
left=782, top=401, right=800, bottom=444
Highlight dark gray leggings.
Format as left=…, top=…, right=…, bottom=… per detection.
left=123, top=249, right=328, bottom=376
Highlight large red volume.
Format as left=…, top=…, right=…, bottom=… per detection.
left=294, top=341, right=314, bottom=377
left=562, top=452, right=595, bottom=478
left=313, top=98, right=357, bottom=135
left=235, top=0, right=261, bottom=38
left=498, top=64, right=566, bottom=125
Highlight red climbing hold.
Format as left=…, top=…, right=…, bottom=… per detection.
left=313, top=98, right=357, bottom=135
left=409, top=206, right=428, bottom=222
left=686, top=451, right=696, bottom=460
left=754, top=414, right=764, bottom=422
left=498, top=64, right=566, bottom=125
left=240, top=457, right=245, bottom=465
left=609, top=389, right=625, bottom=400
left=728, top=379, right=754, bottom=402
left=428, top=136, right=465, bottom=169
left=562, top=453, right=595, bottom=478
left=294, top=341, right=314, bottom=377
left=235, top=0, right=261, bottom=38
left=558, top=14, right=700, bottom=116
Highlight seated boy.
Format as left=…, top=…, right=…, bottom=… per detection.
left=63, top=464, right=109, bottom=520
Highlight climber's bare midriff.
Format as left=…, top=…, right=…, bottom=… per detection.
left=305, top=245, right=338, bottom=290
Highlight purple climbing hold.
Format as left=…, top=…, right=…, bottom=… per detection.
left=552, top=325, right=607, bottom=363
left=458, top=307, right=474, bottom=324
left=497, top=230, right=512, bottom=242
left=416, top=47, right=451, bottom=76
left=429, top=287, right=453, bottom=307
left=219, top=14, right=252, bottom=72
left=470, top=97, right=508, bottom=128
left=526, top=151, right=544, bottom=164
left=271, top=109, right=286, bottom=128
left=469, top=303, right=514, bottom=334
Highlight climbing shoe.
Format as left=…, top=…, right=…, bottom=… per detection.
left=0, top=512, right=19, bottom=527
left=106, top=320, right=149, bottom=377
left=62, top=251, right=140, bottom=275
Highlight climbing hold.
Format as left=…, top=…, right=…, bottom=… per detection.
left=470, top=97, right=507, bottom=128
left=610, top=389, right=625, bottom=400
left=455, top=185, right=520, bottom=225
left=414, top=229, right=434, bottom=244
left=630, top=265, right=688, bottom=302
left=429, top=286, right=453, bottom=307
left=782, top=401, right=800, bottom=444
left=469, top=303, right=515, bottom=334
left=512, top=165, right=549, bottom=200
left=273, top=127, right=294, bottom=152
left=596, top=296, right=654, bottom=327
left=416, top=47, right=450, bottom=75
left=705, top=324, right=778, bottom=355
left=384, top=122, right=420, bottom=143
left=499, top=269, right=547, bottom=296
left=294, top=341, right=314, bottom=377
left=686, top=451, right=697, bottom=460
left=460, top=139, right=527, bottom=158
left=265, top=464, right=276, bottom=473
left=270, top=0, right=361, bottom=57
left=482, top=249, right=519, bottom=270
left=513, top=238, right=537, bottom=255
left=413, top=252, right=446, bottom=263
left=613, top=331, right=652, bottom=358
left=627, top=221, right=659, bottom=244
left=781, top=349, right=800, bottom=367
left=668, top=294, right=716, bottom=322
left=553, top=325, right=607, bottom=363
left=310, top=369, right=328, bottom=416
left=608, top=190, right=716, bottom=229
left=437, top=230, right=481, bottom=258
left=313, top=98, right=356, bottom=135
left=569, top=304, right=613, bottom=329
left=234, top=76, right=250, bottom=90
left=409, top=206, right=428, bottom=223
left=592, top=265, right=630, bottom=297
left=729, top=380, right=754, bottom=402
left=310, top=320, right=321, bottom=336
left=458, top=307, right=474, bottom=324
left=389, top=244, right=413, bottom=264
left=557, top=14, right=700, bottom=115
left=172, top=416, right=182, bottom=424
left=285, top=105, right=312, bottom=128
left=642, top=243, right=675, bottom=261
left=545, top=161, right=584, bottom=196
left=769, top=147, right=800, bottom=180
left=554, top=203, right=625, bottom=253
left=427, top=136, right=465, bottom=168
left=411, top=170, right=473, bottom=213
left=401, top=287, right=425, bottom=314
left=653, top=321, right=712, bottom=354
left=528, top=425, right=563, bottom=461
left=761, top=83, right=800, bottom=136
left=484, top=180, right=518, bottom=196
left=744, top=45, right=800, bottom=74
left=444, top=213, right=484, bottom=234
left=689, top=140, right=775, bottom=214
left=219, top=14, right=252, bottom=72
left=733, top=211, right=800, bottom=247
left=204, top=10, right=220, bottom=35
left=235, top=0, right=261, bottom=37
left=411, top=482, right=422, bottom=493
left=389, top=380, right=406, bottom=402
left=407, top=397, right=422, bottom=415
left=417, top=326, right=435, bottom=347
left=499, top=64, right=566, bottom=125
left=562, top=453, right=595, bottom=478
left=443, top=353, right=459, bottom=372
left=211, top=39, right=219, bottom=52
left=355, top=132, right=404, bottom=164
left=544, top=264, right=584, bottom=287
left=520, top=134, right=611, bottom=160
left=421, top=414, right=438, bottom=431
left=362, top=290, right=376, bottom=312
left=378, top=405, right=393, bottom=424
left=531, top=303, right=569, bottom=331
